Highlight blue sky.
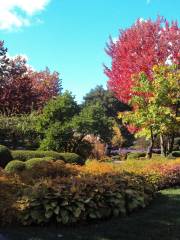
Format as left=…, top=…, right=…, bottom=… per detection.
left=0, top=0, right=180, bottom=102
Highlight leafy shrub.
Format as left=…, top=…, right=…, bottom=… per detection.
left=1, top=157, right=180, bottom=226
left=84, top=160, right=114, bottom=174
left=58, top=153, right=84, bottom=165
left=25, top=158, right=51, bottom=170
left=5, top=161, right=26, bottom=174
left=11, top=150, right=62, bottom=162
left=171, top=151, right=180, bottom=157
left=0, top=145, right=13, bottom=168
left=75, top=140, right=93, bottom=159
left=12, top=150, right=84, bottom=164
left=15, top=172, right=154, bottom=225
left=127, top=152, right=146, bottom=160
left=22, top=160, right=77, bottom=180
left=0, top=169, right=24, bottom=225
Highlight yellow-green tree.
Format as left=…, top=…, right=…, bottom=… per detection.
left=119, top=64, right=180, bottom=158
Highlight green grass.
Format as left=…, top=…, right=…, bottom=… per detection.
left=1, top=188, right=180, bottom=240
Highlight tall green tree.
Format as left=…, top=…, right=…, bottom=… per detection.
left=38, top=92, right=113, bottom=155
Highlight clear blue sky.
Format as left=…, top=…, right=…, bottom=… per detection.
left=1, top=0, right=180, bottom=102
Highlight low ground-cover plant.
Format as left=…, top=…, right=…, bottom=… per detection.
left=0, top=169, right=23, bottom=225
left=1, top=157, right=180, bottom=226
left=15, top=172, right=154, bottom=225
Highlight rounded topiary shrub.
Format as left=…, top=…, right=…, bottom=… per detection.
left=5, top=160, right=26, bottom=174
left=59, top=153, right=85, bottom=165
left=25, top=158, right=51, bottom=170
left=0, top=145, right=13, bottom=168
left=127, top=152, right=146, bottom=160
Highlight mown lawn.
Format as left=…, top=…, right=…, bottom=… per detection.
left=0, top=188, right=180, bottom=240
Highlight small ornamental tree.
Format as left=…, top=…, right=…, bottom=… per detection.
left=105, top=17, right=180, bottom=103
left=120, top=64, right=180, bottom=158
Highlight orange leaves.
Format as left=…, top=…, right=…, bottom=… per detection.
left=83, top=160, right=114, bottom=175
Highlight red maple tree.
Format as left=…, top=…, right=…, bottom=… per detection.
left=29, top=67, right=61, bottom=110
left=0, top=41, right=61, bottom=115
left=105, top=17, right=180, bottom=103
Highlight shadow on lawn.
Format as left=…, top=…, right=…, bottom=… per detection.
left=0, top=188, right=180, bottom=240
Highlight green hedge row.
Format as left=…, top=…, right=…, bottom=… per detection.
left=11, top=150, right=84, bottom=165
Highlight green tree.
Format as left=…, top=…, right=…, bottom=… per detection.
left=72, top=101, right=113, bottom=151
left=38, top=91, right=80, bottom=131
left=120, top=64, right=179, bottom=158
left=0, top=113, right=40, bottom=149
left=83, top=85, right=134, bottom=147
left=38, top=92, right=113, bottom=155
left=38, top=91, right=79, bottom=151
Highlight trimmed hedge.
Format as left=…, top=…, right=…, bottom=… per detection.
left=5, top=160, right=26, bottom=174
left=57, top=153, right=84, bottom=165
left=11, top=150, right=85, bottom=165
left=11, top=150, right=62, bottom=161
left=25, top=158, right=51, bottom=170
left=0, top=145, right=13, bottom=168
left=127, top=152, right=146, bottom=160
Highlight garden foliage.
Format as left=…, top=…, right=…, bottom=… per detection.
left=0, top=145, right=13, bottom=168
left=11, top=150, right=84, bottom=165
left=0, top=157, right=180, bottom=226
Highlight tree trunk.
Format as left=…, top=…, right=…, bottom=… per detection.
left=160, top=134, right=165, bottom=156
left=146, top=128, right=154, bottom=159
left=169, top=133, right=175, bottom=153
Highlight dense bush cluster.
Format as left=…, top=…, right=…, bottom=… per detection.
left=15, top=173, right=154, bottom=225
left=11, top=150, right=84, bottom=165
left=0, top=157, right=180, bottom=226
left=0, top=145, right=13, bottom=168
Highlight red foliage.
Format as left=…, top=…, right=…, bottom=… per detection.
left=105, top=17, right=180, bottom=103
left=126, top=124, right=138, bottom=134
left=0, top=42, right=61, bottom=115
left=29, top=68, right=61, bottom=110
